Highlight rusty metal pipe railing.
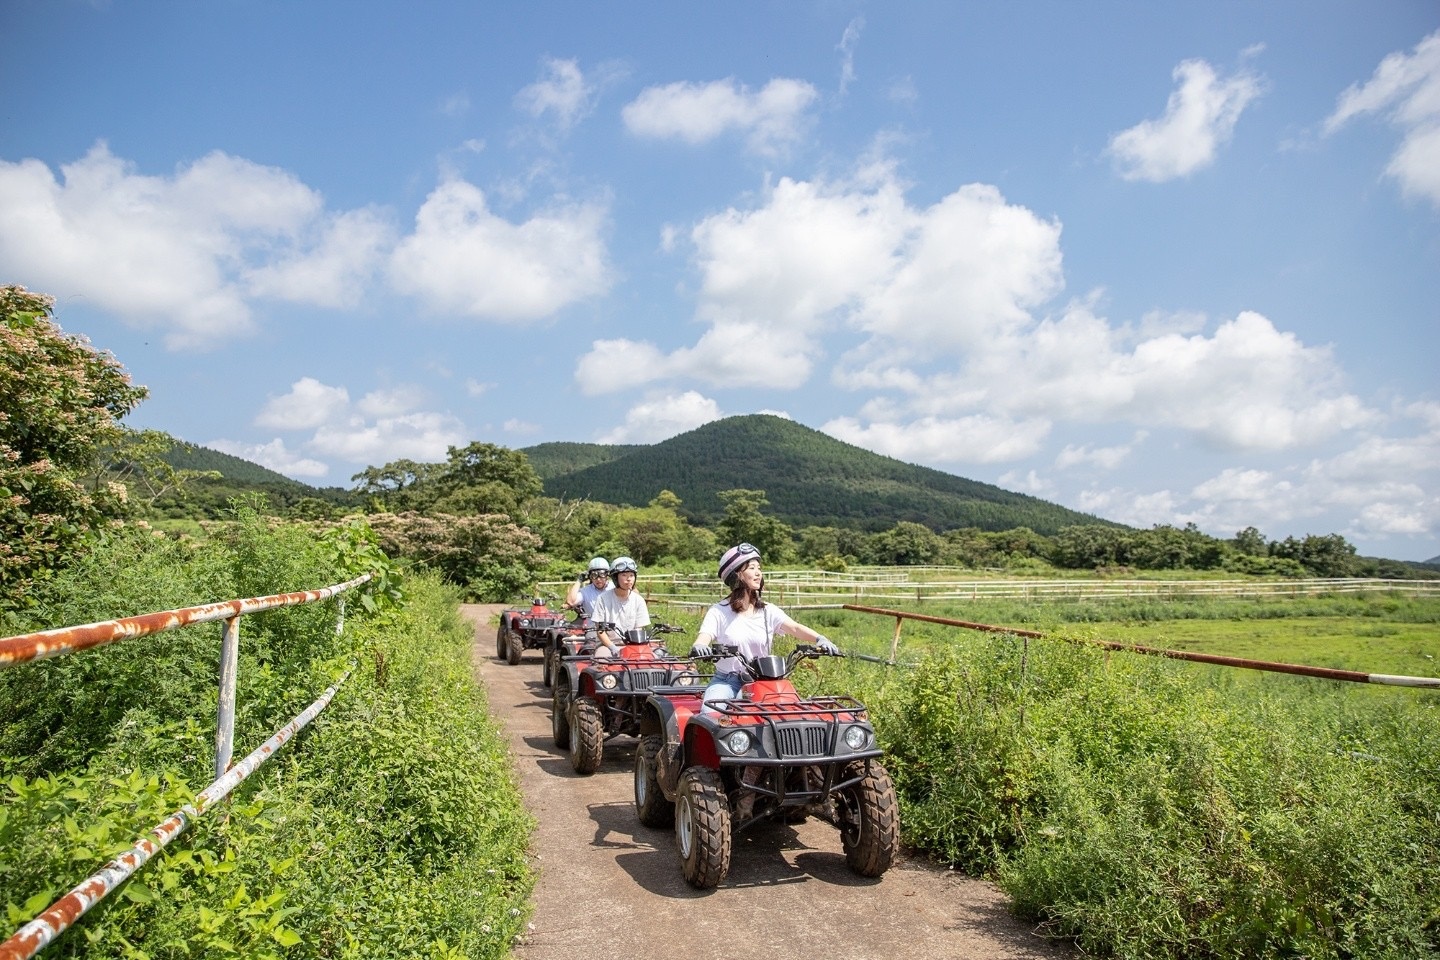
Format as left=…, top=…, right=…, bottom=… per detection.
left=842, top=604, right=1440, bottom=689
left=0, top=573, right=372, bottom=669
left=0, top=667, right=353, bottom=960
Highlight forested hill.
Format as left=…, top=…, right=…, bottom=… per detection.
left=163, top=441, right=314, bottom=489
left=520, top=441, right=644, bottom=479
left=158, top=439, right=357, bottom=515
left=530, top=414, right=1117, bottom=535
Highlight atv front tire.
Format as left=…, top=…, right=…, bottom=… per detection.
left=495, top=622, right=508, bottom=660
left=570, top=697, right=605, bottom=774
left=838, top=760, right=899, bottom=877
left=506, top=629, right=523, bottom=665
left=676, top=766, right=731, bottom=889
left=634, top=734, right=674, bottom=827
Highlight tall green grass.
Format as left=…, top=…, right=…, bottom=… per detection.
left=0, top=513, right=533, bottom=959
left=786, top=604, right=1440, bottom=959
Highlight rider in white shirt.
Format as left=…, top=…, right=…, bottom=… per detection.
left=566, top=556, right=610, bottom=618
left=590, top=556, right=651, bottom=658
left=692, top=543, right=838, bottom=713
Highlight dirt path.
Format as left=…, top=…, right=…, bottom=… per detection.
left=461, top=604, right=1071, bottom=960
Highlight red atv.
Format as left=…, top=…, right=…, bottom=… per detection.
left=550, top=623, right=695, bottom=775
left=495, top=595, right=566, bottom=667
left=539, top=603, right=596, bottom=689
left=633, top=643, right=899, bottom=889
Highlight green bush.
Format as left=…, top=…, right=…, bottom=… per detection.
left=0, top=513, right=533, bottom=958
left=860, top=633, right=1440, bottom=959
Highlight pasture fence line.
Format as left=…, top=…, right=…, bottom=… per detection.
left=597, top=573, right=1440, bottom=609
left=0, top=573, right=373, bottom=960
left=839, top=603, right=1440, bottom=689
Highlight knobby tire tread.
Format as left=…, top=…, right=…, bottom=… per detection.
left=677, top=766, right=730, bottom=889
left=840, top=761, right=900, bottom=877
left=635, top=734, right=674, bottom=827
left=570, top=697, right=605, bottom=774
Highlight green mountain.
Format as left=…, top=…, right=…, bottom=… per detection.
left=520, top=441, right=643, bottom=480
left=529, top=414, right=1116, bottom=535
left=155, top=439, right=357, bottom=517
left=162, top=441, right=316, bottom=491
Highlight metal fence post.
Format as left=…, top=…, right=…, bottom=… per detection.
left=215, top=616, right=240, bottom=778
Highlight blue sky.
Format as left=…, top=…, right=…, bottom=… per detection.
left=2, top=2, right=1438, bottom=561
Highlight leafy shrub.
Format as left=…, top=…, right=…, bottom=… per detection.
left=0, top=514, right=533, bottom=958
left=863, top=632, right=1440, bottom=959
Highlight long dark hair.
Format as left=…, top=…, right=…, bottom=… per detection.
left=725, top=574, right=765, bottom=613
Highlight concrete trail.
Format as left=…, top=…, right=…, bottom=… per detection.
left=461, top=604, right=1071, bottom=960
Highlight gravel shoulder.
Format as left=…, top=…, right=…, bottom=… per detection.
left=461, top=603, right=1072, bottom=960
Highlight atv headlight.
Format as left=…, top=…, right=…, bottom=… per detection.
left=599, top=674, right=618, bottom=690
left=673, top=675, right=694, bottom=686
left=519, top=618, right=530, bottom=627
left=843, top=726, right=870, bottom=750
left=722, top=730, right=752, bottom=755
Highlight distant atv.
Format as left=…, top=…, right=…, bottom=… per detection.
left=551, top=623, right=693, bottom=774
left=634, top=644, right=899, bottom=889
left=495, top=595, right=566, bottom=666
left=539, top=603, right=597, bottom=690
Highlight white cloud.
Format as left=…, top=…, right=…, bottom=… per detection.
left=886, top=77, right=918, bottom=107
left=847, top=182, right=1063, bottom=351
left=867, top=304, right=1374, bottom=455
left=244, top=207, right=392, bottom=308
left=309, top=411, right=467, bottom=464
left=622, top=77, right=819, bottom=156
left=1107, top=59, right=1264, bottom=182
left=248, top=376, right=471, bottom=476
left=998, top=468, right=1054, bottom=496
left=574, top=338, right=672, bottom=395
left=0, top=143, right=339, bottom=348
left=1076, top=487, right=1182, bottom=529
left=514, top=58, right=594, bottom=131
left=255, top=377, right=351, bottom=430
left=465, top=378, right=494, bottom=397
left=1054, top=434, right=1144, bottom=471
left=1324, top=30, right=1440, bottom=207
left=439, top=92, right=471, bottom=117
left=388, top=179, right=611, bottom=320
left=823, top=414, right=1052, bottom=465
left=1084, top=404, right=1440, bottom=546
left=208, top=438, right=329, bottom=479
left=837, top=18, right=864, bottom=95
left=503, top=418, right=540, bottom=434
left=597, top=391, right=724, bottom=444
left=357, top=386, right=425, bottom=418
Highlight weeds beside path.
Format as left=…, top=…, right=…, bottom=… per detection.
left=460, top=603, right=1071, bottom=960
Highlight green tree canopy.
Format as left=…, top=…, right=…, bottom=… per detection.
left=1, top=285, right=148, bottom=605
left=715, top=488, right=794, bottom=564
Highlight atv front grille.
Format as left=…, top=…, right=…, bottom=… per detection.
left=627, top=669, right=670, bottom=691
left=775, top=723, right=831, bottom=758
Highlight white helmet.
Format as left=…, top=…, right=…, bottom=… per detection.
left=587, top=556, right=610, bottom=575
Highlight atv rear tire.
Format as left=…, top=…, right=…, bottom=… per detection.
left=676, top=766, right=730, bottom=889
left=506, top=629, right=523, bottom=665
left=569, top=697, right=604, bottom=774
left=838, top=760, right=899, bottom=877
left=635, top=735, right=674, bottom=827
left=551, top=683, right=571, bottom=749
left=542, top=648, right=554, bottom=688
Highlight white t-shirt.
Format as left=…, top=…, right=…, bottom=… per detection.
left=698, top=601, right=794, bottom=674
left=575, top=581, right=608, bottom=619
left=591, top=588, right=652, bottom=635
